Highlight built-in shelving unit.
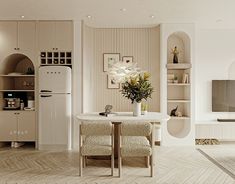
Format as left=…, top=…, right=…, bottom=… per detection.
left=0, top=53, right=35, bottom=110
left=160, top=23, right=195, bottom=146
left=40, top=51, right=72, bottom=66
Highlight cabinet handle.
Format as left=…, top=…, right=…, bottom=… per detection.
left=14, top=48, right=17, bottom=50
left=56, top=48, right=58, bottom=50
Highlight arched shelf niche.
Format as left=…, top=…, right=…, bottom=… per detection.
left=167, top=31, right=191, bottom=64
left=166, top=31, right=192, bottom=139
left=0, top=53, right=34, bottom=75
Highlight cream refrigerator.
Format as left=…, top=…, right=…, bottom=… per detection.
left=39, top=66, right=72, bottom=150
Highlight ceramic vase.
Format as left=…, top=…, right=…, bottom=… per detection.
left=133, top=101, right=141, bottom=116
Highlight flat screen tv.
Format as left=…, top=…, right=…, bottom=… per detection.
left=212, top=80, right=235, bottom=112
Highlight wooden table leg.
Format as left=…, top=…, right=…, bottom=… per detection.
left=113, top=122, right=121, bottom=168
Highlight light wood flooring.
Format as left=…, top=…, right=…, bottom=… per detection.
left=0, top=145, right=234, bottom=184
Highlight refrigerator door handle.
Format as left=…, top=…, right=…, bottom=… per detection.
left=40, top=90, right=52, bottom=93
left=40, top=95, right=52, bottom=98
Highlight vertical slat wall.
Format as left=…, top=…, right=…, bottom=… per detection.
left=83, top=25, right=160, bottom=112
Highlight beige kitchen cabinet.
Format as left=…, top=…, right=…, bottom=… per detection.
left=18, top=21, right=36, bottom=52
left=0, top=21, right=36, bottom=53
left=0, top=22, right=17, bottom=52
left=0, top=111, right=36, bottom=142
left=0, top=112, right=18, bottom=141
left=17, top=111, right=36, bottom=141
left=38, top=21, right=73, bottom=51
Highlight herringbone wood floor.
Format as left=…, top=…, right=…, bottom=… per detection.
left=0, top=146, right=234, bottom=184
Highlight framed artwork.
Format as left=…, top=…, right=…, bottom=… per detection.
left=103, top=53, right=120, bottom=72
left=122, top=56, right=133, bottom=64
left=107, top=75, right=119, bottom=89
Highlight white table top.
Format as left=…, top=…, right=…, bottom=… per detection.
left=76, top=112, right=170, bottom=123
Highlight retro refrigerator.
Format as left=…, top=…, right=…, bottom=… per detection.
left=39, top=66, right=72, bottom=150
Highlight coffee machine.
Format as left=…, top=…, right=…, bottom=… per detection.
left=3, top=92, right=27, bottom=110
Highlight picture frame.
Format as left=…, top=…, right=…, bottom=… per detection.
left=103, top=53, right=120, bottom=72
left=122, top=56, right=133, bottom=64
left=107, top=75, right=119, bottom=89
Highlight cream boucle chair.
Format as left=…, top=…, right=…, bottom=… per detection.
left=118, top=122, right=154, bottom=177
left=79, top=121, right=114, bottom=176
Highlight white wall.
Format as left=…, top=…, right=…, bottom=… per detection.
left=72, top=21, right=82, bottom=150
left=195, top=28, right=235, bottom=122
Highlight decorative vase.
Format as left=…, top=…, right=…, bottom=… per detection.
left=133, top=101, right=141, bottom=116
left=173, top=54, right=178, bottom=64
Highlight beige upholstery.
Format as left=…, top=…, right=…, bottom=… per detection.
left=81, top=121, right=112, bottom=135
left=121, top=122, right=152, bottom=136
left=118, top=122, right=154, bottom=177
left=79, top=122, right=114, bottom=176
left=121, top=136, right=152, bottom=157
left=81, top=136, right=112, bottom=156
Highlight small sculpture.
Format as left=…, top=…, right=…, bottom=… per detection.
left=105, top=105, right=113, bottom=114
left=99, top=105, right=113, bottom=117
left=172, top=46, right=179, bottom=64
left=170, top=106, right=178, bottom=116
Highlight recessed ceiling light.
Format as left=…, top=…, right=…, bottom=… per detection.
left=150, top=15, right=155, bottom=18
left=87, top=15, right=92, bottom=19
left=21, top=15, right=25, bottom=18
left=120, top=8, right=127, bottom=12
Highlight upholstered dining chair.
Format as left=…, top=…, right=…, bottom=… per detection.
left=118, top=122, right=154, bottom=177
left=79, top=121, right=114, bottom=176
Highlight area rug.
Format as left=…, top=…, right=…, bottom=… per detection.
left=198, top=147, right=235, bottom=180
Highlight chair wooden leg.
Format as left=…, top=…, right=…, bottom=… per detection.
left=111, top=154, right=114, bottom=176
left=83, top=156, right=86, bottom=168
left=79, top=154, right=83, bottom=176
left=118, top=156, right=122, bottom=178
left=146, top=156, right=150, bottom=168
left=150, top=155, right=154, bottom=177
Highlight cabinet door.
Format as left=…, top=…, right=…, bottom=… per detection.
left=0, top=112, right=17, bottom=141
left=18, top=21, right=36, bottom=51
left=17, top=111, right=36, bottom=141
left=55, top=21, right=73, bottom=50
left=0, top=21, right=17, bottom=52
left=38, top=21, right=55, bottom=50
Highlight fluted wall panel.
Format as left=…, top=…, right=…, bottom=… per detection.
left=83, top=25, right=160, bottom=112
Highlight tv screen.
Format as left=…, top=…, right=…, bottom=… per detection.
left=212, top=80, right=235, bottom=112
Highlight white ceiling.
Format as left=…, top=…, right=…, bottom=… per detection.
left=0, top=0, right=235, bottom=28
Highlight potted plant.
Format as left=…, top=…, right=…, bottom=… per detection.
left=173, top=76, right=178, bottom=83
left=120, top=72, right=153, bottom=116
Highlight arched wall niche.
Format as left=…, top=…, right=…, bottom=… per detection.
left=0, top=53, right=34, bottom=75
left=167, top=31, right=191, bottom=64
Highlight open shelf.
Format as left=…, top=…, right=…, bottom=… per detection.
left=167, top=99, right=190, bottom=103
left=0, top=53, right=35, bottom=111
left=167, top=83, right=190, bottom=86
left=166, top=30, right=192, bottom=140
left=0, top=90, right=35, bottom=92
left=166, top=63, right=192, bottom=70
left=0, top=75, right=35, bottom=77
left=170, top=116, right=191, bottom=120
